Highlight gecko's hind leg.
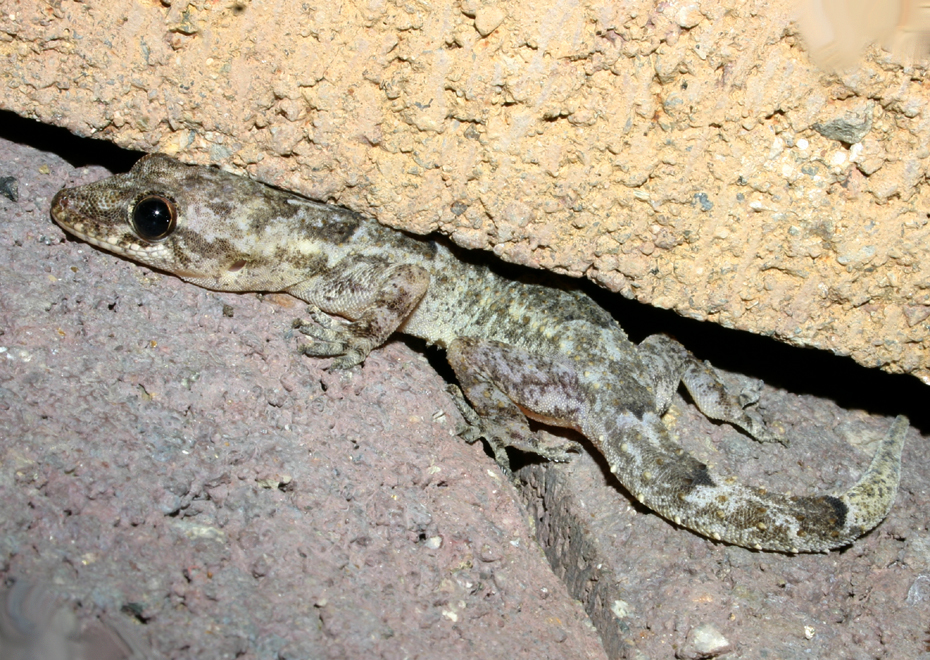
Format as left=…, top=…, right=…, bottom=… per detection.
left=638, top=334, right=785, bottom=444
left=445, top=383, right=513, bottom=474
left=446, top=337, right=584, bottom=473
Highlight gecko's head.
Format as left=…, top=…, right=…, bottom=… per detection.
left=50, top=154, right=307, bottom=291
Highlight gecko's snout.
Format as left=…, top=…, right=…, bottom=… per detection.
left=50, top=188, right=74, bottom=226
left=50, top=188, right=68, bottom=212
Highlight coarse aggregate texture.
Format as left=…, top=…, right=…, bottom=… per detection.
left=2, top=0, right=930, bottom=384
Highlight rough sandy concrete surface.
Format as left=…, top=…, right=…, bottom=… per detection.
left=2, top=0, right=930, bottom=384
left=0, top=138, right=609, bottom=658
left=4, top=125, right=930, bottom=659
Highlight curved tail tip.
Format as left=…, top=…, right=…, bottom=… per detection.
left=841, top=414, right=909, bottom=536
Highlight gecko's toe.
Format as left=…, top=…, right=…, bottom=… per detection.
left=300, top=340, right=349, bottom=359
left=328, top=352, right=367, bottom=370
left=294, top=322, right=343, bottom=343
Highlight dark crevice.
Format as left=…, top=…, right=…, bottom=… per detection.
left=0, top=109, right=143, bottom=171
left=584, top=282, right=928, bottom=432
left=10, top=109, right=924, bottom=435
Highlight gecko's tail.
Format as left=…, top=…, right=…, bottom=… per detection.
left=604, top=414, right=908, bottom=553
left=837, top=415, right=909, bottom=541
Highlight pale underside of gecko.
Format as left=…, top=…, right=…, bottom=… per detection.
left=50, top=154, right=908, bottom=553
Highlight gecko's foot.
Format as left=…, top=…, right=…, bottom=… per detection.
left=299, top=343, right=367, bottom=370
left=293, top=308, right=371, bottom=370
left=447, top=384, right=483, bottom=443
left=445, top=384, right=580, bottom=472
left=293, top=305, right=343, bottom=343
left=530, top=434, right=582, bottom=463
left=742, top=411, right=788, bottom=446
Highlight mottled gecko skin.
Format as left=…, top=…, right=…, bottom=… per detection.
left=51, top=154, right=908, bottom=553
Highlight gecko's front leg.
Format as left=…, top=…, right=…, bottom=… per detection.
left=288, top=257, right=430, bottom=369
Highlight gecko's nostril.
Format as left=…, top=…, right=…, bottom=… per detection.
left=52, top=190, right=68, bottom=208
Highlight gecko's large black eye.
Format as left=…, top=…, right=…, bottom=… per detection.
left=131, top=195, right=177, bottom=242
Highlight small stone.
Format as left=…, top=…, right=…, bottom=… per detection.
left=475, top=6, right=506, bottom=37
left=671, top=4, right=703, bottom=29
left=250, top=555, right=271, bottom=578
left=680, top=623, right=732, bottom=659
left=904, top=305, right=930, bottom=327
left=812, top=105, right=873, bottom=145
left=610, top=599, right=632, bottom=618
left=0, top=176, right=17, bottom=202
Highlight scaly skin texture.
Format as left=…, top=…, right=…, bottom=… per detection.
left=50, top=154, right=908, bottom=553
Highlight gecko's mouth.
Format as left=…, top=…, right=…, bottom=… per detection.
left=51, top=195, right=121, bottom=251
left=50, top=188, right=77, bottom=227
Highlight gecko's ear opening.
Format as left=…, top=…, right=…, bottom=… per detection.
left=228, top=260, right=247, bottom=273
left=131, top=195, right=177, bottom=242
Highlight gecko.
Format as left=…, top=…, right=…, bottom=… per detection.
left=50, top=153, right=908, bottom=553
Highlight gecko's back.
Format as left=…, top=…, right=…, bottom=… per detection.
left=51, top=154, right=645, bottom=379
